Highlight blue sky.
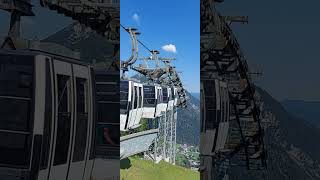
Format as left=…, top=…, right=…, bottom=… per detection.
left=120, top=0, right=200, bottom=93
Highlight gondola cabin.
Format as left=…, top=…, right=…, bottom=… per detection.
left=0, top=49, right=96, bottom=180
left=155, top=86, right=167, bottom=117
left=120, top=80, right=144, bottom=131
left=167, top=87, right=174, bottom=111
left=173, top=87, right=179, bottom=106
left=0, top=48, right=120, bottom=180
left=200, top=79, right=230, bottom=156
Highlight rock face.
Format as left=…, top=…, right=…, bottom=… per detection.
left=229, top=88, right=320, bottom=180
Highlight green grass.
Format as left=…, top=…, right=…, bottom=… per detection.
left=120, top=157, right=199, bottom=180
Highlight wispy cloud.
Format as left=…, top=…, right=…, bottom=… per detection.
left=132, top=13, right=140, bottom=25
left=162, top=44, right=177, bottom=53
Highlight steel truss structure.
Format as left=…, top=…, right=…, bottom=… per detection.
left=200, top=0, right=267, bottom=179
left=150, top=107, right=177, bottom=164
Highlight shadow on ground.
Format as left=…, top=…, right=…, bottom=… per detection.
left=120, top=158, right=132, bottom=169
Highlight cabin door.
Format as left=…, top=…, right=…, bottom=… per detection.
left=67, top=64, right=93, bottom=180
left=49, top=60, right=74, bottom=180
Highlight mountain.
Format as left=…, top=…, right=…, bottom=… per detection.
left=42, top=23, right=116, bottom=65
left=229, top=88, right=320, bottom=180
left=282, top=100, right=320, bottom=128
left=190, top=92, right=200, bottom=100
left=176, top=91, right=200, bottom=146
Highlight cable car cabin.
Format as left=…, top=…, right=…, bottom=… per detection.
left=0, top=49, right=96, bottom=180
left=155, top=86, right=169, bottom=117
left=167, top=87, right=174, bottom=111
left=141, top=85, right=157, bottom=119
left=200, top=79, right=230, bottom=156
left=120, top=80, right=144, bottom=131
left=94, top=70, right=119, bottom=158
left=173, top=87, right=179, bottom=106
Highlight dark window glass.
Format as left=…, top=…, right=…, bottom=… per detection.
left=171, top=88, right=174, bottom=100
left=0, top=98, right=31, bottom=131
left=0, top=132, right=32, bottom=167
left=120, top=81, right=129, bottom=113
left=134, top=86, right=138, bottom=109
left=98, top=102, right=119, bottom=124
left=139, top=87, right=142, bottom=108
left=73, top=78, right=88, bottom=162
left=95, top=71, right=119, bottom=158
left=204, top=80, right=218, bottom=129
left=54, top=75, right=71, bottom=165
left=163, top=88, right=168, bottom=103
left=0, top=55, right=34, bottom=98
left=0, top=55, right=34, bottom=168
left=40, top=60, right=52, bottom=170
left=143, top=86, right=156, bottom=107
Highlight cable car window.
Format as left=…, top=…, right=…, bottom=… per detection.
left=134, top=86, right=138, bottom=109
left=97, top=124, right=120, bottom=146
left=73, top=78, right=88, bottom=162
left=0, top=132, right=32, bottom=167
left=204, top=81, right=216, bottom=129
left=221, top=88, right=225, bottom=123
left=97, top=79, right=119, bottom=124
left=171, top=88, right=174, bottom=100
left=0, top=55, right=34, bottom=168
left=120, top=81, right=129, bottom=114
left=143, top=86, right=156, bottom=107
left=98, top=102, right=119, bottom=124
left=40, top=60, right=52, bottom=170
left=163, top=88, right=168, bottom=103
left=54, top=75, right=71, bottom=166
left=0, top=55, right=34, bottom=98
left=139, top=87, right=142, bottom=108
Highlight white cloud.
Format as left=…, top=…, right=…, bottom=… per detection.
left=162, top=44, right=177, bottom=53
left=132, top=13, right=140, bottom=24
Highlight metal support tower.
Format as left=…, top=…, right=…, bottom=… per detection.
left=153, top=109, right=177, bottom=164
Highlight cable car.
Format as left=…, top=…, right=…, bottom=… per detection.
left=120, top=80, right=144, bottom=131
left=0, top=48, right=120, bottom=180
left=200, top=79, right=230, bottom=156
left=155, top=86, right=169, bottom=117
left=0, top=48, right=96, bottom=180
left=167, top=87, right=174, bottom=111
left=173, top=87, right=179, bottom=106
left=141, top=84, right=157, bottom=119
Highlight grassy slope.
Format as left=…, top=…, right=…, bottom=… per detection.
left=120, top=157, right=199, bottom=180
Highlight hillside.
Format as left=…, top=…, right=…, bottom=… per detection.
left=229, top=88, right=320, bottom=179
left=176, top=91, right=200, bottom=146
left=120, top=157, right=199, bottom=180
left=282, top=99, right=320, bottom=128
left=42, top=23, right=116, bottom=65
